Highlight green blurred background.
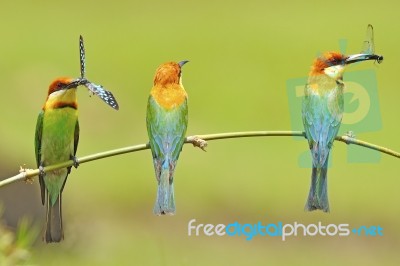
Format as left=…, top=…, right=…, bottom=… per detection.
left=0, top=0, right=399, bottom=265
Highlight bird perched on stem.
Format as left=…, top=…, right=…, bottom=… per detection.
left=302, top=51, right=382, bottom=212
left=146, top=60, right=189, bottom=215
left=35, top=77, right=81, bottom=242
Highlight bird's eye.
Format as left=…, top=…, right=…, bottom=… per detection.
left=329, top=59, right=341, bottom=66
left=57, top=82, right=65, bottom=89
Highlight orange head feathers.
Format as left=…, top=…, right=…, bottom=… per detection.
left=153, top=61, right=189, bottom=87
left=310, top=51, right=383, bottom=77
left=47, top=77, right=78, bottom=96
left=150, top=60, right=189, bottom=109
left=310, top=52, right=346, bottom=76
left=44, top=77, right=81, bottom=110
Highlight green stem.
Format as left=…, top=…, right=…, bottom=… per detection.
left=0, top=131, right=398, bottom=188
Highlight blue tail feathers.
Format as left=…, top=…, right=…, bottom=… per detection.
left=305, top=159, right=329, bottom=212
left=153, top=159, right=175, bottom=215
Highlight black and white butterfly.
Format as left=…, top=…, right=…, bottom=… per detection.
left=78, top=35, right=119, bottom=110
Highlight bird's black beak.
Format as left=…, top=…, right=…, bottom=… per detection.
left=66, top=78, right=88, bottom=89
left=178, top=60, right=189, bottom=68
left=345, top=53, right=383, bottom=65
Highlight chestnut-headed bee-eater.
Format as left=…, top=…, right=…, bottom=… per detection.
left=146, top=60, right=189, bottom=215
left=302, top=52, right=382, bottom=212
left=35, top=77, right=81, bottom=242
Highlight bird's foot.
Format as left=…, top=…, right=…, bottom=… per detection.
left=38, top=165, right=45, bottom=177
left=345, top=131, right=356, bottom=138
left=343, top=131, right=356, bottom=144
left=71, top=156, right=80, bottom=169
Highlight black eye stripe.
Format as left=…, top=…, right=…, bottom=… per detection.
left=55, top=82, right=67, bottom=90
left=325, top=58, right=344, bottom=67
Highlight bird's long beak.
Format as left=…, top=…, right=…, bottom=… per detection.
left=345, top=53, right=383, bottom=65
left=66, top=78, right=88, bottom=89
left=178, top=60, right=189, bottom=67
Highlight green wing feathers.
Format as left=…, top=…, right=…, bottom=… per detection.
left=35, top=111, right=44, bottom=168
left=146, top=95, right=188, bottom=215
left=74, top=120, right=80, bottom=158
left=302, top=86, right=343, bottom=166
left=146, top=96, right=188, bottom=163
left=34, top=111, right=46, bottom=205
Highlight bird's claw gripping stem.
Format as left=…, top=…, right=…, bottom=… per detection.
left=345, top=131, right=356, bottom=138
left=39, top=165, right=45, bottom=177
left=343, top=131, right=356, bottom=145
left=71, top=156, right=80, bottom=169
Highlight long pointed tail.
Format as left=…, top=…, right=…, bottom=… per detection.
left=153, top=160, right=175, bottom=215
left=45, top=193, right=63, bottom=243
left=305, top=158, right=329, bottom=212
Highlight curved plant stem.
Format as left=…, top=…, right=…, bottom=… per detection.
left=0, top=131, right=398, bottom=188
